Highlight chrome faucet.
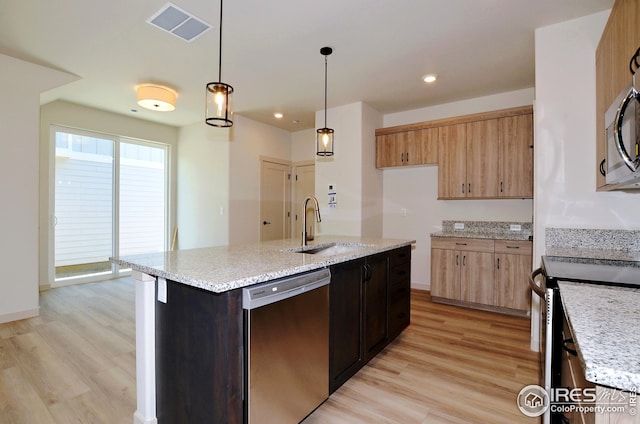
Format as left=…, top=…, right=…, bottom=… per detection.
left=302, top=195, right=321, bottom=247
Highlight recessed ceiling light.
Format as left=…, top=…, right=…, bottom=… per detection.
left=274, top=113, right=284, bottom=119
left=422, top=74, right=438, bottom=83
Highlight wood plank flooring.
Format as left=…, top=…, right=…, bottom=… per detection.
left=0, top=279, right=539, bottom=423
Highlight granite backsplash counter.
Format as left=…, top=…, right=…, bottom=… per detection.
left=545, top=228, right=640, bottom=261
left=431, top=220, right=533, bottom=241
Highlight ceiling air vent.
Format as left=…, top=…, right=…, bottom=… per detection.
left=146, top=2, right=212, bottom=42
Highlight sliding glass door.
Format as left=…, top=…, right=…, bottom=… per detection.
left=53, top=127, right=168, bottom=284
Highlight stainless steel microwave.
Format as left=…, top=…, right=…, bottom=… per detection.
left=605, top=83, right=640, bottom=189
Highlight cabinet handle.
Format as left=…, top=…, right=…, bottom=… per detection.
left=455, top=242, right=467, bottom=246
left=401, top=152, right=404, bottom=163
left=500, top=181, right=503, bottom=193
left=462, top=255, right=466, bottom=266
left=461, top=183, right=465, bottom=194
left=506, top=245, right=520, bottom=249
left=599, top=158, right=606, bottom=176
left=456, top=254, right=459, bottom=266
left=562, top=338, right=578, bottom=356
left=468, top=183, right=471, bottom=193
left=497, top=258, right=500, bottom=269
left=406, top=152, right=409, bottom=162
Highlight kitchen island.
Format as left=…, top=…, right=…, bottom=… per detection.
left=111, top=235, right=414, bottom=424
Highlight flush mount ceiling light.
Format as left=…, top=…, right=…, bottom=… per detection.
left=317, top=47, right=334, bottom=157
left=422, top=74, right=438, bottom=83
left=137, top=84, right=177, bottom=111
left=205, top=0, right=233, bottom=127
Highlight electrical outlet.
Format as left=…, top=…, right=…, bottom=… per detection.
left=454, top=222, right=464, bottom=230
left=510, top=224, right=522, bottom=232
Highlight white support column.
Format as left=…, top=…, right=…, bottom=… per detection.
left=133, top=270, right=158, bottom=424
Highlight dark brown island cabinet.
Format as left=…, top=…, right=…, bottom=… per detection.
left=154, top=246, right=412, bottom=423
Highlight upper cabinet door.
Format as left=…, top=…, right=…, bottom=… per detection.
left=406, top=128, right=438, bottom=166
left=376, top=133, right=404, bottom=168
left=498, top=114, right=533, bottom=198
left=466, top=119, right=499, bottom=198
left=438, top=124, right=467, bottom=199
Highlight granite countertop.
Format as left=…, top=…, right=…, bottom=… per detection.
left=430, top=231, right=532, bottom=241
left=558, top=281, right=640, bottom=392
left=546, top=247, right=640, bottom=262
left=111, top=235, right=415, bottom=293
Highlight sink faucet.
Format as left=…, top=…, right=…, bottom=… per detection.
left=302, top=195, right=321, bottom=247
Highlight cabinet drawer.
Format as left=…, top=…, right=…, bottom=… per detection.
left=494, top=240, right=531, bottom=255
left=390, top=262, right=410, bottom=286
left=389, top=296, right=410, bottom=337
left=431, top=237, right=494, bottom=252
left=389, top=278, right=410, bottom=303
left=389, top=246, right=411, bottom=267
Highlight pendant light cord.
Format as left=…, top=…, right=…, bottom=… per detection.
left=324, top=54, right=328, bottom=127
left=218, top=0, right=223, bottom=82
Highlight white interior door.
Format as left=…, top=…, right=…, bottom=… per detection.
left=293, top=162, right=316, bottom=241
left=260, top=159, right=291, bottom=241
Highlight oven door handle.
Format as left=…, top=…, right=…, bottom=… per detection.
left=563, top=338, right=578, bottom=356
left=529, top=267, right=545, bottom=298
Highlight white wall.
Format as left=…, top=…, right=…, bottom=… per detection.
left=39, top=100, right=179, bottom=286
left=381, top=89, right=535, bottom=289
left=291, top=128, right=315, bottom=163
left=228, top=114, right=293, bottom=244
left=1, top=55, right=76, bottom=322
left=361, top=102, right=384, bottom=238
left=315, top=102, right=383, bottom=236
left=177, top=122, right=230, bottom=249
left=533, top=11, right=640, bottom=264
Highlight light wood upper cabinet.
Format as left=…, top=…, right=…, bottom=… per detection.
left=595, top=0, right=640, bottom=190
left=498, top=114, right=533, bottom=198
left=376, top=128, right=438, bottom=168
left=437, top=124, right=467, bottom=198
left=466, top=119, right=499, bottom=198
left=376, top=105, right=533, bottom=199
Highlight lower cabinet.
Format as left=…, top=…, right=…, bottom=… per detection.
left=430, top=237, right=531, bottom=315
left=329, top=246, right=411, bottom=393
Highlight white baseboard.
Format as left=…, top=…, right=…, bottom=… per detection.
left=134, top=411, right=157, bottom=424
left=0, top=307, right=40, bottom=324
left=411, top=282, right=429, bottom=291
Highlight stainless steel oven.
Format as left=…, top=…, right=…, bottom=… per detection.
left=531, top=255, right=640, bottom=424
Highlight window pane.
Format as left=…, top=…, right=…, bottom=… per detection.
left=54, top=131, right=114, bottom=279
left=119, top=141, right=166, bottom=256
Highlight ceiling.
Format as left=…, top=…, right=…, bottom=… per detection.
left=0, top=0, right=614, bottom=132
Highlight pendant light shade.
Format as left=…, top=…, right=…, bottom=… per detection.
left=317, top=47, right=334, bottom=156
left=205, top=0, right=233, bottom=127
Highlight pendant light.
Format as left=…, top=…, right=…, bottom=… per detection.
left=317, top=47, right=334, bottom=156
left=205, top=0, right=233, bottom=127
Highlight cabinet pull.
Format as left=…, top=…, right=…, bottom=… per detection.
left=468, top=183, right=471, bottom=193
left=496, top=258, right=500, bottom=269
left=506, top=245, right=520, bottom=249
left=456, top=254, right=459, bottom=266
left=462, top=255, right=466, bottom=266
left=401, top=152, right=404, bottom=163
left=455, top=242, right=467, bottom=246
left=599, top=158, right=606, bottom=176
left=500, top=181, right=503, bottom=193
left=406, top=152, right=409, bottom=162
left=562, top=338, right=578, bottom=356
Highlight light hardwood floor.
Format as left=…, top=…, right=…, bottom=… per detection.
left=0, top=279, right=539, bottom=423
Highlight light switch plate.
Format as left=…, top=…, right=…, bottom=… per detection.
left=510, top=224, right=522, bottom=232
left=454, top=222, right=464, bottom=230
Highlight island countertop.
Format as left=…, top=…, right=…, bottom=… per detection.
left=558, top=281, right=640, bottom=392
left=111, top=235, right=415, bottom=293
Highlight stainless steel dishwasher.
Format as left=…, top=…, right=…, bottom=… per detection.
left=243, top=268, right=330, bottom=424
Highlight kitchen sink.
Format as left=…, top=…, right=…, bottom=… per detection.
left=288, top=243, right=372, bottom=256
